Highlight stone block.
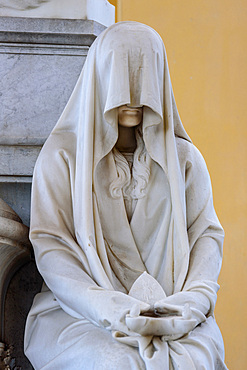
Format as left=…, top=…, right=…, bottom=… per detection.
left=0, top=0, right=115, bottom=27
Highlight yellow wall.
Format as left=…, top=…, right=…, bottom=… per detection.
left=109, top=0, right=247, bottom=368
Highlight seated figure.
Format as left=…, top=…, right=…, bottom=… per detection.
left=24, top=22, right=227, bottom=369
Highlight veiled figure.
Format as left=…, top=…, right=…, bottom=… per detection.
left=24, top=22, right=227, bottom=369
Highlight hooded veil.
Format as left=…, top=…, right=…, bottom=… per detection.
left=24, top=22, right=227, bottom=369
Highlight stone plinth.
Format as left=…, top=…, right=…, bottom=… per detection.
left=0, top=0, right=115, bottom=27
left=0, top=17, right=106, bottom=224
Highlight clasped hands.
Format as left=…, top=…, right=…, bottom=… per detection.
left=125, top=301, right=198, bottom=340
left=120, top=272, right=206, bottom=340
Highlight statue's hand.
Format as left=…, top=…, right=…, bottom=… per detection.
left=110, top=301, right=151, bottom=336
left=152, top=300, right=205, bottom=339
left=125, top=302, right=199, bottom=338
left=125, top=311, right=197, bottom=339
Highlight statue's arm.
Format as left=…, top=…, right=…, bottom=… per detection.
left=182, top=143, right=224, bottom=311
left=154, top=142, right=224, bottom=334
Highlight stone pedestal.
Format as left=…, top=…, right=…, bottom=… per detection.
left=0, top=16, right=106, bottom=225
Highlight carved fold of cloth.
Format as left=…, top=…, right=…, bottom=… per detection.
left=24, top=136, right=226, bottom=369
left=24, top=21, right=227, bottom=369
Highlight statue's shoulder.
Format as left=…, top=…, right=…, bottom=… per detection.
left=44, top=131, right=77, bottom=153
left=175, top=137, right=207, bottom=170
left=36, top=131, right=77, bottom=171
left=42, top=131, right=76, bottom=156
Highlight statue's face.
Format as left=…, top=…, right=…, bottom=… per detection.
left=118, top=105, right=143, bottom=128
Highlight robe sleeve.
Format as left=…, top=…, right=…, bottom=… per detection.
left=183, top=143, right=224, bottom=310
left=30, top=137, right=149, bottom=334
left=155, top=142, right=224, bottom=326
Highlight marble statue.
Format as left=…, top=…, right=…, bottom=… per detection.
left=24, top=22, right=227, bottom=369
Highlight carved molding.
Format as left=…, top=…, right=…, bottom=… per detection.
left=0, top=17, right=105, bottom=46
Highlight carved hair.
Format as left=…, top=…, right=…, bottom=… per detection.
left=110, top=126, right=151, bottom=200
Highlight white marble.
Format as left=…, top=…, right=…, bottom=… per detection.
left=24, top=22, right=227, bottom=369
left=0, top=0, right=115, bottom=27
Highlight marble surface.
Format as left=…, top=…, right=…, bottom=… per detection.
left=0, top=0, right=115, bottom=27
left=0, top=17, right=104, bottom=149
left=0, top=16, right=106, bottom=45
left=0, top=52, right=85, bottom=146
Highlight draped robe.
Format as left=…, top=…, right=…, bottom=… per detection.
left=24, top=21, right=227, bottom=369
